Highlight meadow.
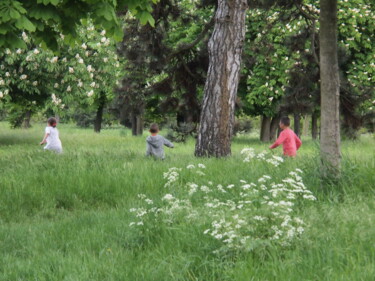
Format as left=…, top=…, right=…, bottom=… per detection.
left=0, top=122, right=374, bottom=281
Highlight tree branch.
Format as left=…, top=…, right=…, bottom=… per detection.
left=294, top=1, right=318, bottom=21
left=310, top=19, right=320, bottom=66
left=167, top=15, right=215, bottom=60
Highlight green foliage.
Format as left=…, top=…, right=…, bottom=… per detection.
left=0, top=23, right=123, bottom=126
left=0, top=0, right=158, bottom=50
left=117, top=0, right=213, bottom=129
left=240, top=0, right=374, bottom=121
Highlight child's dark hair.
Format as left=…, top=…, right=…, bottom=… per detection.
left=149, top=123, right=159, bottom=133
left=48, top=117, right=57, bottom=128
left=280, top=116, right=290, bottom=127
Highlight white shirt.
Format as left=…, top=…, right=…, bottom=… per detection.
left=44, top=126, right=62, bottom=153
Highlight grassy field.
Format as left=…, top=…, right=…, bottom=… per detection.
left=0, top=122, right=374, bottom=281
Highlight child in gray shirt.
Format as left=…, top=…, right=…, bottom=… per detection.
left=146, top=123, right=174, bottom=159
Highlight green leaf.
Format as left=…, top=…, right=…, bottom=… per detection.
left=9, top=7, right=21, bottom=19
left=47, top=0, right=60, bottom=5
left=0, top=23, right=12, bottom=35
left=12, top=1, right=27, bottom=14
left=113, top=26, right=124, bottom=42
left=29, top=6, right=60, bottom=21
left=139, top=11, right=151, bottom=25
left=148, top=16, right=155, bottom=27
left=5, top=33, right=26, bottom=48
left=15, top=16, right=36, bottom=32
left=95, top=3, right=114, bottom=21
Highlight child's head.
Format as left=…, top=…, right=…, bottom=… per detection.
left=149, top=123, right=159, bottom=134
left=47, top=117, right=57, bottom=128
left=279, top=116, right=290, bottom=129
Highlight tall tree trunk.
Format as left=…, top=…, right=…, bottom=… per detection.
left=260, top=115, right=271, bottom=142
left=195, top=0, right=248, bottom=157
left=270, top=115, right=280, bottom=141
left=94, top=94, right=106, bottom=133
left=312, top=111, right=319, bottom=140
left=320, top=0, right=341, bottom=178
left=294, top=113, right=301, bottom=137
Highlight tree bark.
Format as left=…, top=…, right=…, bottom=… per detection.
left=136, top=114, right=144, bottom=135
left=195, top=0, right=248, bottom=157
left=131, top=104, right=144, bottom=136
left=131, top=113, right=137, bottom=136
left=269, top=115, right=280, bottom=142
left=302, top=115, right=310, bottom=137
left=260, top=116, right=271, bottom=142
left=311, top=111, right=319, bottom=140
left=94, top=94, right=106, bottom=133
left=319, top=0, right=341, bottom=177
left=294, top=113, right=301, bottom=137
left=23, top=110, right=32, bottom=129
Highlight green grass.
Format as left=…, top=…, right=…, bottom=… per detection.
left=0, top=122, right=374, bottom=281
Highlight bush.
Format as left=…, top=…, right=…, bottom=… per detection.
left=234, top=117, right=253, bottom=136
left=165, top=122, right=197, bottom=143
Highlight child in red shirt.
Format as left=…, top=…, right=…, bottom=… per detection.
left=269, top=116, right=302, bottom=157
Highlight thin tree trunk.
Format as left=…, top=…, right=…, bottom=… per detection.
left=302, top=115, right=309, bottom=136
left=294, top=113, right=301, bottom=137
left=23, top=110, right=32, bottom=128
left=195, top=0, right=248, bottom=157
left=312, top=111, right=318, bottom=140
left=94, top=94, right=106, bottom=133
left=131, top=113, right=137, bottom=136
left=269, top=115, right=280, bottom=141
left=136, top=114, right=143, bottom=135
left=320, top=0, right=341, bottom=177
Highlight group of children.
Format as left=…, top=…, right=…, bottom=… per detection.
left=41, top=116, right=301, bottom=158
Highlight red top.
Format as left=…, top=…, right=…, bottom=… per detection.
left=270, top=128, right=302, bottom=156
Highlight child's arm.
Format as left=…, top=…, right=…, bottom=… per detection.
left=40, top=133, right=49, bottom=145
left=163, top=137, right=174, bottom=148
left=269, top=131, right=285, bottom=149
left=40, top=127, right=51, bottom=145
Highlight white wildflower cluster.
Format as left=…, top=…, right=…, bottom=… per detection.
left=163, top=164, right=206, bottom=188
left=129, top=160, right=316, bottom=253
left=186, top=163, right=206, bottom=176
left=163, top=167, right=182, bottom=188
left=129, top=193, right=193, bottom=227
left=241, top=147, right=284, bottom=167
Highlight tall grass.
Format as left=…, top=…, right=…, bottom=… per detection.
left=0, top=122, right=374, bottom=280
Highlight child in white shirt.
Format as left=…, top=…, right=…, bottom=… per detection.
left=40, top=117, right=62, bottom=153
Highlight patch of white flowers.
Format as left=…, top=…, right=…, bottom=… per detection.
left=51, top=94, right=61, bottom=105
left=241, top=147, right=284, bottom=167
left=129, top=148, right=316, bottom=253
left=163, top=167, right=182, bottom=188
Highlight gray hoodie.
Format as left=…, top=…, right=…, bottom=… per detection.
left=146, top=135, right=174, bottom=159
